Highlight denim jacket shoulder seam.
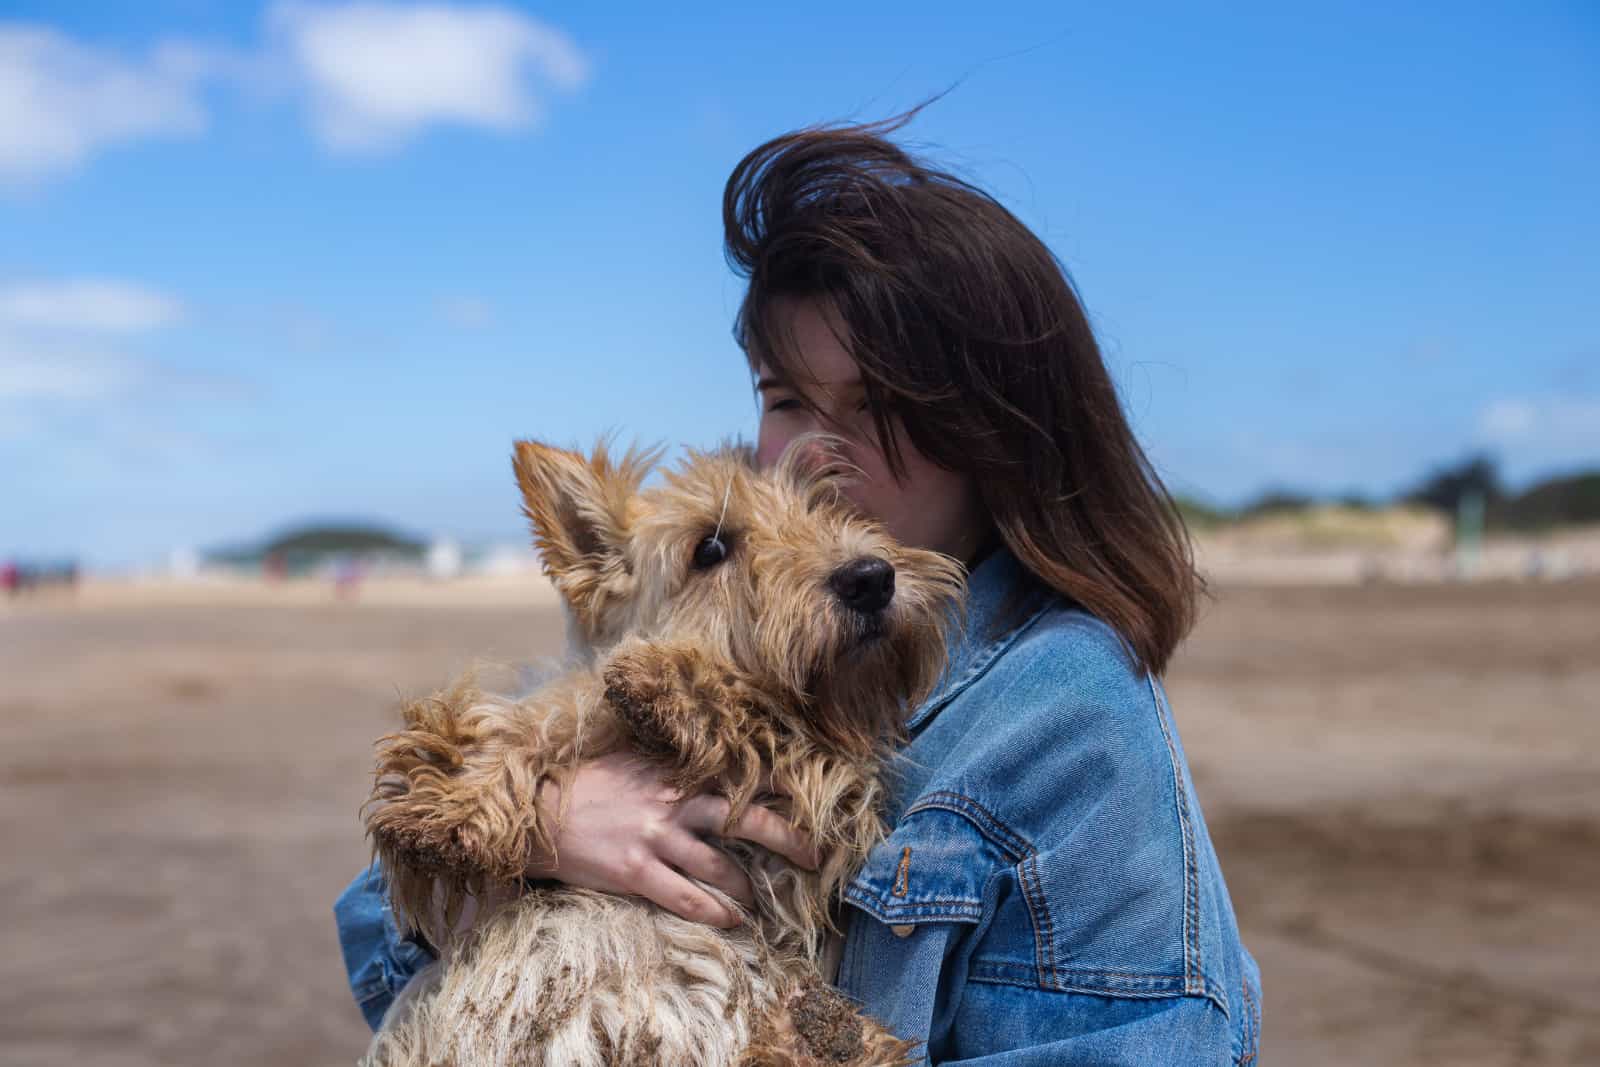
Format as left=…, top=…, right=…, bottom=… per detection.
left=1148, top=675, right=1203, bottom=995
left=1237, top=973, right=1260, bottom=1064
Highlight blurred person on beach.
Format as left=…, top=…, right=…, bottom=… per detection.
left=337, top=115, right=1260, bottom=1064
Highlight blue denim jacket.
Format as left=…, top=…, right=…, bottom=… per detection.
left=336, top=549, right=1262, bottom=1063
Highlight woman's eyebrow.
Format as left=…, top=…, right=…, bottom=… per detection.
left=757, top=374, right=861, bottom=396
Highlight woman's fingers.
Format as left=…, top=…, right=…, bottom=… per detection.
left=631, top=856, right=741, bottom=929
left=733, top=805, right=820, bottom=870
left=678, top=795, right=818, bottom=870
left=655, top=831, right=756, bottom=908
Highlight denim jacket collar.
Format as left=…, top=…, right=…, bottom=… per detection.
left=906, top=547, right=1053, bottom=734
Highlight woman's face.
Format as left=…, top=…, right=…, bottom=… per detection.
left=754, top=297, right=988, bottom=562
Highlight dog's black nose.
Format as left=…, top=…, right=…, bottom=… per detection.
left=829, top=557, right=896, bottom=614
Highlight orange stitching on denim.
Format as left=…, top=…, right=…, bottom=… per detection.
left=903, top=791, right=1057, bottom=984
left=1237, top=977, right=1260, bottom=1065
left=906, top=792, right=1031, bottom=860
left=1149, top=676, right=1201, bottom=992
left=1019, top=853, right=1057, bottom=987
left=843, top=892, right=981, bottom=911
left=892, top=847, right=912, bottom=897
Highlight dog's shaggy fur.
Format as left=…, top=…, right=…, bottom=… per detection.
left=360, top=440, right=964, bottom=1066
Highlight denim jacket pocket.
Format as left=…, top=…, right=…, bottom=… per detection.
left=838, top=805, right=1007, bottom=1053
left=844, top=802, right=1012, bottom=928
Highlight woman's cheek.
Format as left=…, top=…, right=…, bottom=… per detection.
left=756, top=414, right=797, bottom=469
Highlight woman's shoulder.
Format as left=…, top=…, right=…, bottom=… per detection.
left=909, top=596, right=1180, bottom=809
left=1004, top=597, right=1153, bottom=695
left=856, top=594, right=1240, bottom=1010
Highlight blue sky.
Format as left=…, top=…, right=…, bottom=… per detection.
left=2, top=2, right=1596, bottom=567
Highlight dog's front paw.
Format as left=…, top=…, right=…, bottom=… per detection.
left=364, top=688, right=511, bottom=873
left=603, top=640, right=772, bottom=811
left=368, top=771, right=412, bottom=808
left=601, top=643, right=693, bottom=760
left=604, top=643, right=743, bottom=765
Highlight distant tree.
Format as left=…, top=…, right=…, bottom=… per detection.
left=1402, top=454, right=1503, bottom=515
left=1173, top=495, right=1233, bottom=530
left=263, top=524, right=423, bottom=557
left=1240, top=488, right=1315, bottom=518
left=201, top=523, right=422, bottom=575
left=1334, top=492, right=1376, bottom=512
left=1497, top=471, right=1600, bottom=531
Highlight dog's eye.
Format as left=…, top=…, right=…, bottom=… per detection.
left=692, top=536, right=728, bottom=570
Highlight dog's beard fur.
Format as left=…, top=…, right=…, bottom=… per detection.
left=360, top=439, right=964, bottom=1067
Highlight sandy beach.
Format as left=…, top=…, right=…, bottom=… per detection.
left=3, top=576, right=1597, bottom=1065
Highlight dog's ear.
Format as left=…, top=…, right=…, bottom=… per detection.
left=512, top=440, right=657, bottom=639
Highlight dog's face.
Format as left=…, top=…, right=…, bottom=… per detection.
left=514, top=439, right=965, bottom=740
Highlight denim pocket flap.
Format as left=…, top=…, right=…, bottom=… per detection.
left=843, top=802, right=1011, bottom=925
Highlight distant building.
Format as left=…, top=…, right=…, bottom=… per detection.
left=426, top=538, right=463, bottom=580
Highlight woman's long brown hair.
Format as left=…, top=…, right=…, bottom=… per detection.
left=723, top=114, right=1201, bottom=675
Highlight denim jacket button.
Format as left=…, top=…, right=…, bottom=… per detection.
left=890, top=924, right=915, bottom=938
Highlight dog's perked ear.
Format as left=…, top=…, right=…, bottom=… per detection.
left=512, top=439, right=659, bottom=643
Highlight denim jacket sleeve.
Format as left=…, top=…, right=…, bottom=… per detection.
left=333, top=861, right=436, bottom=1030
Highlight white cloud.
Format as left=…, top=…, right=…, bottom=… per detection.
left=0, top=345, right=139, bottom=401
left=267, top=2, right=590, bottom=152
left=0, top=6, right=590, bottom=182
left=1476, top=395, right=1600, bottom=479
left=0, top=333, right=248, bottom=467
left=1479, top=399, right=1537, bottom=439
left=1479, top=397, right=1600, bottom=445
left=0, top=279, right=183, bottom=332
left=0, top=26, right=211, bottom=182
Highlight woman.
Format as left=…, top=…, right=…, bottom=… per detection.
left=337, top=117, right=1261, bottom=1064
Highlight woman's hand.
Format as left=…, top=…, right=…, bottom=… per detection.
left=528, top=751, right=817, bottom=928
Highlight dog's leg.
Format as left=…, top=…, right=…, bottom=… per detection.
left=601, top=639, right=772, bottom=817
left=364, top=676, right=589, bottom=932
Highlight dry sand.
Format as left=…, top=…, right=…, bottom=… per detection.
left=3, top=578, right=1597, bottom=1065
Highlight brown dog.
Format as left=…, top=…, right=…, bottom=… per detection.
left=361, top=440, right=963, bottom=1066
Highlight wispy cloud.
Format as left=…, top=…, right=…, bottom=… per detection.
left=1477, top=395, right=1600, bottom=477
left=1479, top=399, right=1538, bottom=439
left=0, top=345, right=142, bottom=401
left=268, top=2, right=589, bottom=152
left=0, top=278, right=184, bottom=332
left=0, top=4, right=591, bottom=182
left=0, top=277, right=245, bottom=462
left=0, top=335, right=251, bottom=481
left=0, top=26, right=211, bottom=182
left=1479, top=396, right=1600, bottom=446
left=0, top=337, right=244, bottom=406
